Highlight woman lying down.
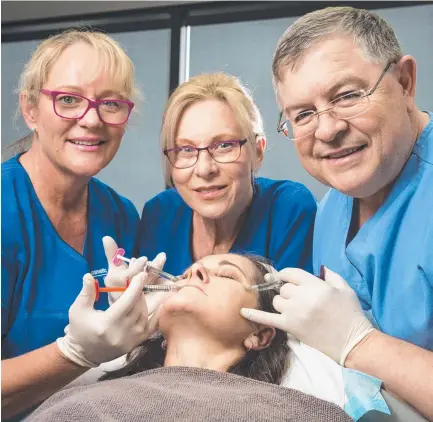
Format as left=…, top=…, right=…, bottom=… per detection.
left=27, top=253, right=351, bottom=422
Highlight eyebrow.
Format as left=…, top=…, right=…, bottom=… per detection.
left=283, top=75, right=368, bottom=115
left=53, top=86, right=124, bottom=98
left=176, top=133, right=242, bottom=145
left=218, top=260, right=249, bottom=281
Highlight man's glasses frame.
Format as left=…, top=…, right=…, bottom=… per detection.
left=40, top=89, right=135, bottom=126
left=277, top=60, right=395, bottom=141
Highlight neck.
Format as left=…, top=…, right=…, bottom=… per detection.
left=20, top=145, right=89, bottom=212
left=354, top=109, right=430, bottom=231
left=164, top=328, right=244, bottom=372
left=192, top=191, right=252, bottom=258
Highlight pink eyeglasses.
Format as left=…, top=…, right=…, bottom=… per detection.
left=40, top=89, right=134, bottom=125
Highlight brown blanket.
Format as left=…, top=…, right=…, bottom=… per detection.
left=26, top=366, right=352, bottom=421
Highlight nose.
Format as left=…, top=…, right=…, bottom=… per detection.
left=313, top=111, right=348, bottom=143
left=77, top=105, right=104, bottom=129
left=189, top=263, right=210, bottom=284
left=194, top=149, right=218, bottom=178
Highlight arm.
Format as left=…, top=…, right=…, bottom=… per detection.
left=1, top=343, right=87, bottom=419
left=346, top=330, right=433, bottom=421
left=241, top=267, right=433, bottom=420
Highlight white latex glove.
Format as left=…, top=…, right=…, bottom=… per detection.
left=57, top=270, right=171, bottom=368
left=240, top=267, right=374, bottom=366
left=102, top=236, right=148, bottom=304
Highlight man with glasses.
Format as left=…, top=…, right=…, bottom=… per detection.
left=243, top=6, right=432, bottom=420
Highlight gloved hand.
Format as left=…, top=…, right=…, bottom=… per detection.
left=240, top=266, right=375, bottom=366
left=57, top=269, right=170, bottom=368
left=102, top=236, right=148, bottom=304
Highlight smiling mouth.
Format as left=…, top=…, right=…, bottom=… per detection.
left=325, top=145, right=367, bottom=159
left=194, top=186, right=226, bottom=193
left=68, top=140, right=106, bottom=146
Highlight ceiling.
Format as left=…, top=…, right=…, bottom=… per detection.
left=1, top=0, right=208, bottom=23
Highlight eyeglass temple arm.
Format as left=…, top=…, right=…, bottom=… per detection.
left=367, top=61, right=394, bottom=96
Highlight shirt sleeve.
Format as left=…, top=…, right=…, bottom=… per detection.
left=271, top=186, right=317, bottom=273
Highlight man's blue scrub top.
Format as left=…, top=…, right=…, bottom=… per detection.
left=1, top=155, right=140, bottom=358
left=138, top=177, right=317, bottom=275
left=313, top=112, right=433, bottom=349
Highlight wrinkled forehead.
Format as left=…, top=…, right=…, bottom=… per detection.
left=46, top=42, right=129, bottom=97
left=276, top=36, right=374, bottom=108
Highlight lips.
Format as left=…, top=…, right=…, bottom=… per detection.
left=324, top=145, right=366, bottom=159
left=194, top=185, right=226, bottom=193
left=177, top=284, right=208, bottom=296
left=68, top=139, right=106, bottom=146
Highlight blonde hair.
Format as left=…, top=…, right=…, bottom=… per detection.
left=161, top=72, right=265, bottom=186
left=273, top=6, right=402, bottom=82
left=19, top=28, right=139, bottom=106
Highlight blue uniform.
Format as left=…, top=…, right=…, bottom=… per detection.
left=1, top=155, right=140, bottom=359
left=313, top=112, right=433, bottom=349
left=138, top=177, right=317, bottom=275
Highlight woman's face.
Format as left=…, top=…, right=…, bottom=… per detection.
left=171, top=99, right=255, bottom=221
left=159, top=254, right=261, bottom=343
left=25, top=42, right=128, bottom=177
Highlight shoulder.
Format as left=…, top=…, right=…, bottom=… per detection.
left=1, top=154, right=25, bottom=180
left=90, top=177, right=139, bottom=220
left=255, top=177, right=317, bottom=213
left=141, top=188, right=186, bottom=216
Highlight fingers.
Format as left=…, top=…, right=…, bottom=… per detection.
left=147, top=290, right=174, bottom=315
left=103, top=236, right=127, bottom=269
left=240, top=308, right=287, bottom=331
left=73, top=273, right=97, bottom=308
left=147, top=305, right=163, bottom=334
left=127, top=256, right=148, bottom=278
left=107, top=272, right=147, bottom=319
left=323, top=267, right=349, bottom=289
left=149, top=252, right=167, bottom=271
left=277, top=267, right=321, bottom=286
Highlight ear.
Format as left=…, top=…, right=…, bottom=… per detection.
left=253, top=135, right=267, bottom=171
left=395, top=55, right=417, bottom=112
left=20, top=92, right=38, bottom=130
left=244, top=326, right=276, bottom=351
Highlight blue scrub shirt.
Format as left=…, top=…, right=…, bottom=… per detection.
left=313, top=112, right=433, bottom=349
left=138, top=177, right=317, bottom=275
left=1, top=155, right=140, bottom=358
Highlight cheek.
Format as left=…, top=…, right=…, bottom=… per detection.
left=172, top=168, right=193, bottom=188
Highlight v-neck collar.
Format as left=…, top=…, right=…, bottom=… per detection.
left=345, top=112, right=433, bottom=247
left=15, top=153, right=91, bottom=261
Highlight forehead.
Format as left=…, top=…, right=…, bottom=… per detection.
left=277, top=36, right=378, bottom=108
left=46, top=42, right=125, bottom=93
left=199, top=254, right=259, bottom=283
left=176, top=99, right=242, bottom=142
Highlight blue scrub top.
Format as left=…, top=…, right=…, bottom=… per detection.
left=313, top=112, right=433, bottom=349
left=138, top=177, right=317, bottom=275
left=1, top=155, right=140, bottom=359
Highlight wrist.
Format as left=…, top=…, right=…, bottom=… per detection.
left=344, top=328, right=380, bottom=369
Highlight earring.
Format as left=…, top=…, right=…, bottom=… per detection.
left=161, top=339, right=167, bottom=350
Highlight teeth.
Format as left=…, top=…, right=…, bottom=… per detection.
left=198, top=187, right=222, bottom=193
left=70, top=140, right=102, bottom=146
left=328, top=146, right=361, bottom=159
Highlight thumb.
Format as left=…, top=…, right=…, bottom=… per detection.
left=102, top=236, right=124, bottom=267
left=240, top=308, right=286, bottom=331
left=149, top=252, right=167, bottom=271
left=323, top=267, right=349, bottom=289
left=74, top=273, right=97, bottom=308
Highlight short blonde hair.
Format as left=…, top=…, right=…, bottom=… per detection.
left=18, top=28, right=139, bottom=105
left=273, top=6, right=402, bottom=82
left=161, top=72, right=265, bottom=186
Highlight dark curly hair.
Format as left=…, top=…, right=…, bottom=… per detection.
left=101, top=254, right=289, bottom=385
